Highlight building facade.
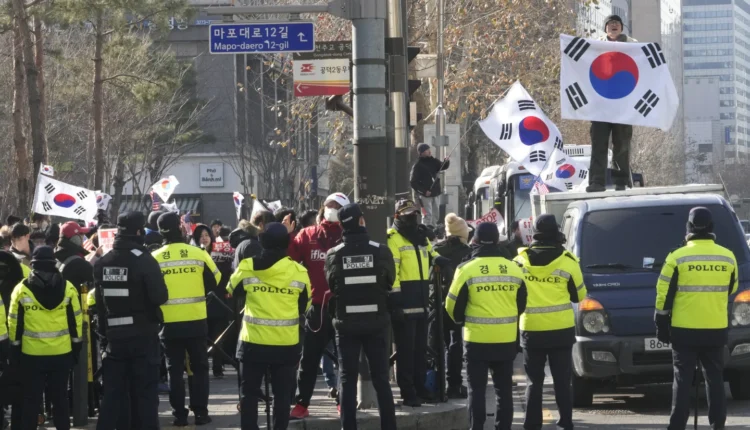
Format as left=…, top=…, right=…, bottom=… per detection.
left=682, top=0, right=750, bottom=166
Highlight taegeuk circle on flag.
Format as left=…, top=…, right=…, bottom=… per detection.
left=555, top=164, right=576, bottom=179
left=589, top=52, right=639, bottom=99
left=518, top=116, right=550, bottom=146
left=54, top=194, right=77, bottom=208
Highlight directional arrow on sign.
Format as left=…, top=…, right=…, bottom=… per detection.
left=296, top=83, right=304, bottom=93
left=298, top=32, right=308, bottom=42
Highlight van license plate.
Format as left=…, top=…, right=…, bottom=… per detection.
left=644, top=338, right=671, bottom=352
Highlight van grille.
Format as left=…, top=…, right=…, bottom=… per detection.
left=632, top=351, right=672, bottom=366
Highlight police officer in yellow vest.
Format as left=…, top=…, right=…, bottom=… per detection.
left=388, top=199, right=447, bottom=405
left=655, top=207, right=738, bottom=430
left=153, top=212, right=221, bottom=427
left=8, top=246, right=83, bottom=430
left=228, top=223, right=311, bottom=430
left=446, top=222, right=527, bottom=430
left=514, top=215, right=586, bottom=430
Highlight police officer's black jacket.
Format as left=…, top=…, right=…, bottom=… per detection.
left=93, top=236, right=168, bottom=341
left=0, top=251, right=24, bottom=316
left=235, top=248, right=310, bottom=364
left=325, top=227, right=395, bottom=335
left=451, top=244, right=527, bottom=361
left=433, top=236, right=472, bottom=298
left=519, top=241, right=581, bottom=349
left=54, top=238, right=94, bottom=292
left=233, top=235, right=262, bottom=270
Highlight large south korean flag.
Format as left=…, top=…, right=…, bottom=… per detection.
left=560, top=34, right=679, bottom=131
left=479, top=81, right=589, bottom=192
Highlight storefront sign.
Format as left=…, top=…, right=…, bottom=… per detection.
left=200, top=163, right=224, bottom=187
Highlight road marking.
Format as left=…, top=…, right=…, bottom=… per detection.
left=543, top=408, right=554, bottom=423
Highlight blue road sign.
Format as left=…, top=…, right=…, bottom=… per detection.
left=209, top=22, right=315, bottom=54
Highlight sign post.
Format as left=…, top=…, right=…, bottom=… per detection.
left=206, top=0, right=385, bottom=409
left=293, top=41, right=352, bottom=97
left=209, top=22, right=315, bottom=54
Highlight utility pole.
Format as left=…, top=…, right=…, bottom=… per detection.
left=209, top=0, right=386, bottom=410
left=434, top=0, right=448, bottom=218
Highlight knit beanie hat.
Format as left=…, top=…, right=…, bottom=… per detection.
left=444, top=213, right=469, bottom=244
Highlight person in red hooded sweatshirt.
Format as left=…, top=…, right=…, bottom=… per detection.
left=289, top=193, right=350, bottom=419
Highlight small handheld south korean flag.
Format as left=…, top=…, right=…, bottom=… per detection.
left=478, top=81, right=589, bottom=191
left=95, top=191, right=112, bottom=210
left=33, top=174, right=98, bottom=220
left=40, top=164, right=54, bottom=177
left=559, top=34, right=679, bottom=131
left=151, top=175, right=180, bottom=203
left=232, top=191, right=244, bottom=221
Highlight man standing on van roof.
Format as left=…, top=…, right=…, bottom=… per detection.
left=587, top=14, right=637, bottom=193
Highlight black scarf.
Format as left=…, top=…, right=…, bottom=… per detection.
left=393, top=218, right=427, bottom=247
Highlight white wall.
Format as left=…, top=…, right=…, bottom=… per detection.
left=115, top=153, right=243, bottom=196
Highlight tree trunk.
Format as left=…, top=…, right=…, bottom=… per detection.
left=11, top=0, right=46, bottom=188
left=92, top=12, right=105, bottom=191
left=111, top=142, right=127, bottom=222
left=33, top=17, right=47, bottom=161
left=13, top=21, right=29, bottom=214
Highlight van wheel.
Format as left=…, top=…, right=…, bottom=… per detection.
left=730, top=370, right=750, bottom=400
left=571, top=375, right=595, bottom=407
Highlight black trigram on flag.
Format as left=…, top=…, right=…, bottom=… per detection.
left=553, top=137, right=563, bottom=150
left=563, top=37, right=591, bottom=61
left=545, top=173, right=553, bottom=181
left=76, top=190, right=88, bottom=200
left=579, top=169, right=588, bottom=180
left=555, top=158, right=566, bottom=166
left=499, top=123, right=512, bottom=140
left=565, top=83, right=588, bottom=110
left=635, top=90, right=660, bottom=117
left=74, top=206, right=86, bottom=216
left=529, top=150, right=547, bottom=163
left=518, top=100, right=535, bottom=111
left=44, top=183, right=55, bottom=194
left=565, top=182, right=573, bottom=190
left=41, top=202, right=52, bottom=212
left=642, top=43, right=666, bottom=68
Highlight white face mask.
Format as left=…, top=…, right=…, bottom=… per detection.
left=323, top=207, right=339, bottom=223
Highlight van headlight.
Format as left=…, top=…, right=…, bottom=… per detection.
left=733, top=290, right=750, bottom=327
left=579, top=298, right=610, bottom=334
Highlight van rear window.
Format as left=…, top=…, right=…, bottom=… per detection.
left=580, top=204, right=747, bottom=271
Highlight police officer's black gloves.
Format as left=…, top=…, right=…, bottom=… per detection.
left=433, top=256, right=451, bottom=270
left=0, top=340, right=7, bottom=365
left=8, top=344, right=20, bottom=367
left=72, top=342, right=83, bottom=364
left=654, top=313, right=671, bottom=344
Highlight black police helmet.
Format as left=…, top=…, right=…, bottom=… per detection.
left=533, top=214, right=563, bottom=243
left=338, top=203, right=363, bottom=232
left=157, top=212, right=181, bottom=235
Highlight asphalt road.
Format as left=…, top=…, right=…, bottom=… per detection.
left=485, top=358, right=750, bottom=429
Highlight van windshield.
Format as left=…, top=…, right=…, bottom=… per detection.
left=580, top=204, right=747, bottom=272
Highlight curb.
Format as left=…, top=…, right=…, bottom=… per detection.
left=288, top=400, right=468, bottom=430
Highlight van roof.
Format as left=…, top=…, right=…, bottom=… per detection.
left=571, top=193, right=728, bottom=213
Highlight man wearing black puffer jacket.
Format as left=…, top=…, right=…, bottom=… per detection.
left=54, top=221, right=94, bottom=291
left=432, top=213, right=471, bottom=399
left=410, top=144, right=450, bottom=227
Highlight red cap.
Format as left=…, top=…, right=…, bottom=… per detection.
left=60, top=221, right=90, bottom=239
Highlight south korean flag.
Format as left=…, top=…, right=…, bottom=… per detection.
left=560, top=34, right=679, bottom=131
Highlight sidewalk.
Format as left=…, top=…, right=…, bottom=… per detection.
left=70, top=368, right=469, bottom=430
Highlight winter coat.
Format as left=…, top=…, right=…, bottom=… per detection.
left=410, top=156, right=450, bottom=197
left=288, top=221, right=343, bottom=305
left=54, top=239, right=94, bottom=291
